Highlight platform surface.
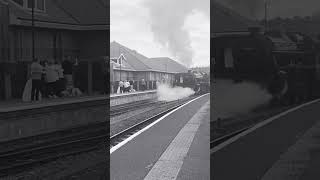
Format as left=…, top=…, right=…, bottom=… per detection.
left=110, top=94, right=210, bottom=180
left=212, top=99, right=320, bottom=180
left=0, top=95, right=107, bottom=113
left=110, top=90, right=156, bottom=98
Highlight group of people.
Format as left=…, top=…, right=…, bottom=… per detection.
left=24, top=57, right=81, bottom=102
left=116, top=79, right=151, bottom=94
left=117, top=80, right=135, bottom=93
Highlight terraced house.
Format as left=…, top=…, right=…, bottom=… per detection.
left=0, top=0, right=109, bottom=100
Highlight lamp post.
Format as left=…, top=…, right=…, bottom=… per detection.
left=32, top=0, right=35, bottom=61
left=120, top=56, right=122, bottom=81
left=264, top=0, right=271, bottom=31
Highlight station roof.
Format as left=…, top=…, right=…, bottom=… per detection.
left=110, top=41, right=188, bottom=74
left=110, top=41, right=151, bottom=71
left=146, top=57, right=188, bottom=73
left=211, top=1, right=262, bottom=35
left=5, top=0, right=109, bottom=30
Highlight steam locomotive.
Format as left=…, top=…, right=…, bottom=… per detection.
left=174, top=70, right=210, bottom=94
left=213, top=27, right=320, bottom=104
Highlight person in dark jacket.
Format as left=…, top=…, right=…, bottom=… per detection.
left=62, top=56, right=73, bottom=90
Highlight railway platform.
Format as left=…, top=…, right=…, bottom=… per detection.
left=0, top=95, right=108, bottom=142
left=110, top=94, right=210, bottom=180
left=212, top=98, right=320, bottom=180
left=110, top=90, right=157, bottom=107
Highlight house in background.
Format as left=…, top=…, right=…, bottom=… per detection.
left=0, top=0, right=109, bottom=100
left=110, top=41, right=188, bottom=93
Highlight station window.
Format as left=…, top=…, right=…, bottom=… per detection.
left=25, top=0, right=45, bottom=11
left=27, top=0, right=34, bottom=8
left=37, top=0, right=44, bottom=10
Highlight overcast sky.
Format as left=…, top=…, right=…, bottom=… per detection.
left=111, top=0, right=210, bottom=67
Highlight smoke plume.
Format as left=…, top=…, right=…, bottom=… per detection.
left=213, top=80, right=272, bottom=119
left=157, top=84, right=195, bottom=102
left=143, top=0, right=209, bottom=67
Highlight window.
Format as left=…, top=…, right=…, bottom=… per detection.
left=27, top=0, right=34, bottom=8
left=37, top=0, right=44, bottom=10
left=26, top=0, right=45, bottom=11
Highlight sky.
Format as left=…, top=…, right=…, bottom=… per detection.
left=110, top=0, right=210, bottom=67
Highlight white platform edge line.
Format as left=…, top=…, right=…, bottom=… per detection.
left=211, top=98, right=320, bottom=154
left=110, top=93, right=209, bottom=154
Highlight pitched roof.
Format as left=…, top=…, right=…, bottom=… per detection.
left=110, top=41, right=188, bottom=73
left=110, top=41, right=151, bottom=71
left=6, top=0, right=108, bottom=30
left=211, top=1, right=261, bottom=34
left=146, top=57, right=188, bottom=73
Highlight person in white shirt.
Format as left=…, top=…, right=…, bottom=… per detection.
left=124, top=80, right=130, bottom=93
left=45, top=61, right=59, bottom=98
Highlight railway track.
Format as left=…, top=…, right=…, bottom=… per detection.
left=0, top=122, right=108, bottom=177
left=110, top=100, right=160, bottom=117
left=210, top=104, right=300, bottom=151
left=210, top=126, right=252, bottom=149
left=110, top=95, right=199, bottom=150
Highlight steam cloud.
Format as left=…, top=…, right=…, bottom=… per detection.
left=213, top=80, right=272, bottom=119
left=157, top=84, right=195, bottom=102
left=143, top=0, right=209, bottom=67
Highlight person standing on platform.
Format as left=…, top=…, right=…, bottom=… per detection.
left=123, top=80, right=130, bottom=93
left=55, top=61, right=64, bottom=97
left=30, top=58, right=43, bottom=101
left=62, top=56, right=73, bottom=90
left=45, top=61, right=59, bottom=98
left=141, top=79, right=146, bottom=91
left=118, top=80, right=124, bottom=94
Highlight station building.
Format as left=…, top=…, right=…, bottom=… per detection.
left=0, top=0, right=109, bottom=100
left=110, top=41, right=188, bottom=93
left=211, top=1, right=263, bottom=78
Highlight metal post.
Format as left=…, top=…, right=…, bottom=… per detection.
left=32, top=0, right=35, bottom=61
left=264, top=0, right=268, bottom=31
left=120, top=56, right=122, bottom=81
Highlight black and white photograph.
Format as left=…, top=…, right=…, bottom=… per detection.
left=212, top=0, right=320, bottom=179
left=0, top=0, right=109, bottom=179
left=109, top=0, right=210, bottom=179
left=4, top=0, right=320, bottom=179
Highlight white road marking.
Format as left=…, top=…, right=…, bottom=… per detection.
left=110, top=93, right=209, bottom=154
left=143, top=101, right=210, bottom=180
left=211, top=98, right=320, bottom=154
